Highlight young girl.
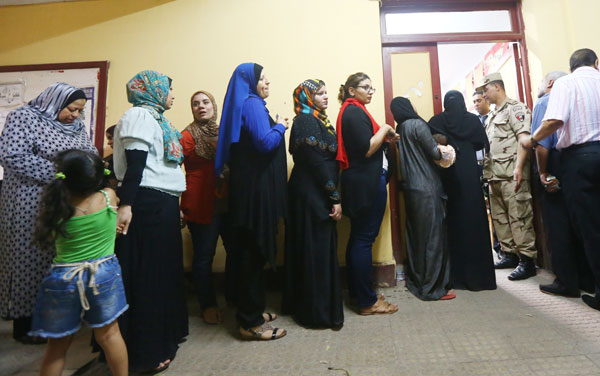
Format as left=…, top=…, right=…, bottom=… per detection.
left=32, top=149, right=128, bottom=376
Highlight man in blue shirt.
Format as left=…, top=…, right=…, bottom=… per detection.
left=532, top=71, right=594, bottom=297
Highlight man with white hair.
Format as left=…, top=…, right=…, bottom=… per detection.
left=521, top=48, right=600, bottom=311
left=532, top=71, right=594, bottom=298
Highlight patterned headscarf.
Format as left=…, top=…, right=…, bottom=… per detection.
left=126, top=70, right=183, bottom=163
left=293, top=79, right=334, bottom=135
left=185, top=90, right=219, bottom=160
left=26, top=82, right=86, bottom=136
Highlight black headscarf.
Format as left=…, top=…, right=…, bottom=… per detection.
left=61, top=89, right=86, bottom=110
left=390, top=97, right=446, bottom=136
left=254, top=64, right=263, bottom=83
left=428, top=90, right=489, bottom=152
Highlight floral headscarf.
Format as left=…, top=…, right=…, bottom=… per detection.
left=293, top=79, right=334, bottom=135
left=126, top=70, right=183, bottom=163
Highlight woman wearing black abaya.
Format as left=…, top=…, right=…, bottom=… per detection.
left=282, top=79, right=343, bottom=329
left=215, top=63, right=288, bottom=340
left=391, top=97, right=454, bottom=301
left=428, top=90, right=496, bottom=291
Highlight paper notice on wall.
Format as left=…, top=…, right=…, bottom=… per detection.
left=0, top=82, right=25, bottom=107
left=0, top=82, right=25, bottom=180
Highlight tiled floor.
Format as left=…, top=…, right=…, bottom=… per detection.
left=2, top=266, right=599, bottom=376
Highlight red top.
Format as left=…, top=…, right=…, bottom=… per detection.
left=180, top=130, right=216, bottom=224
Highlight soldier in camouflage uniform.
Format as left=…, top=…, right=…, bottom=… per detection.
left=477, top=72, right=537, bottom=281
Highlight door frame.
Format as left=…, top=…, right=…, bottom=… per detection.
left=380, top=0, right=534, bottom=263
left=380, top=0, right=532, bottom=108
left=382, top=45, right=442, bottom=264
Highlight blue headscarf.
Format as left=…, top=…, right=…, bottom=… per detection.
left=214, top=62, right=261, bottom=176
left=25, top=82, right=86, bottom=136
left=126, top=70, right=183, bottom=164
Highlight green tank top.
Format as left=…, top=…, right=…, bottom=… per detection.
left=54, top=190, right=117, bottom=263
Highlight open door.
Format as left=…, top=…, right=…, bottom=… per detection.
left=382, top=45, right=442, bottom=264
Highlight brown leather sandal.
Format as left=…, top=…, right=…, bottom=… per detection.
left=359, top=299, right=399, bottom=316
left=202, top=306, right=224, bottom=324
left=240, top=323, right=287, bottom=341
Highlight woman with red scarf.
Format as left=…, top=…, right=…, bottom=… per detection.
left=336, top=72, right=399, bottom=315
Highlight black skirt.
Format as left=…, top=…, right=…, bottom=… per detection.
left=115, top=188, right=188, bottom=371
left=282, top=195, right=343, bottom=328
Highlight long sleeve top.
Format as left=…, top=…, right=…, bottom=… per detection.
left=180, top=130, right=217, bottom=224
left=288, top=114, right=339, bottom=220
left=241, top=96, right=286, bottom=153
left=397, top=118, right=443, bottom=194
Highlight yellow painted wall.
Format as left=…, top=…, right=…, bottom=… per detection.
left=523, top=0, right=600, bottom=99
left=2, top=0, right=597, bottom=273
left=0, top=0, right=394, bottom=272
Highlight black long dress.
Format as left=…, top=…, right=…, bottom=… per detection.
left=228, top=111, right=287, bottom=328
left=282, top=114, right=343, bottom=328
left=428, top=91, right=496, bottom=291
left=397, top=118, right=450, bottom=300
left=391, top=97, right=450, bottom=301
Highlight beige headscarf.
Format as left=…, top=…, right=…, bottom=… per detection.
left=185, top=90, right=219, bottom=160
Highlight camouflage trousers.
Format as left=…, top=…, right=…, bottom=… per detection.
left=489, top=179, right=537, bottom=258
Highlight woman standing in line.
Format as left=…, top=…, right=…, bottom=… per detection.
left=428, top=91, right=496, bottom=291
left=282, top=79, right=344, bottom=329
left=0, top=83, right=96, bottom=344
left=112, top=70, right=188, bottom=372
left=215, top=63, right=288, bottom=340
left=337, top=72, right=399, bottom=315
left=391, top=97, right=454, bottom=301
left=180, top=90, right=237, bottom=324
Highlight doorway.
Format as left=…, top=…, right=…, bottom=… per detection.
left=379, top=1, right=535, bottom=264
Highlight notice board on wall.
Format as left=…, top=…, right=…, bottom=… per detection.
left=0, top=61, right=109, bottom=179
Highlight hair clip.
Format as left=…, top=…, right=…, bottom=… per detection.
left=104, top=168, right=111, bottom=176
left=55, top=172, right=66, bottom=180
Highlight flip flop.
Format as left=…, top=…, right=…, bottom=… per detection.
left=439, top=292, right=456, bottom=300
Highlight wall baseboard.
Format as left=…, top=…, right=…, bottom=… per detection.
left=197, top=263, right=398, bottom=292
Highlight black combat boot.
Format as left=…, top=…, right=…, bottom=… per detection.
left=508, top=255, right=536, bottom=280
left=494, top=251, right=518, bottom=269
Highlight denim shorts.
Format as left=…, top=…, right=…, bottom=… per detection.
left=30, top=254, right=128, bottom=338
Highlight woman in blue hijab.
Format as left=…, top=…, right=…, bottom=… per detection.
left=216, top=63, right=289, bottom=340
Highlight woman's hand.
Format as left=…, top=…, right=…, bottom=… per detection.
left=117, top=205, right=132, bottom=235
left=432, top=133, right=447, bottom=145
left=180, top=210, right=187, bottom=228
left=276, top=114, right=289, bottom=129
left=385, top=128, right=400, bottom=143
left=367, top=124, right=396, bottom=157
left=435, top=144, right=456, bottom=168
left=329, top=204, right=342, bottom=221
